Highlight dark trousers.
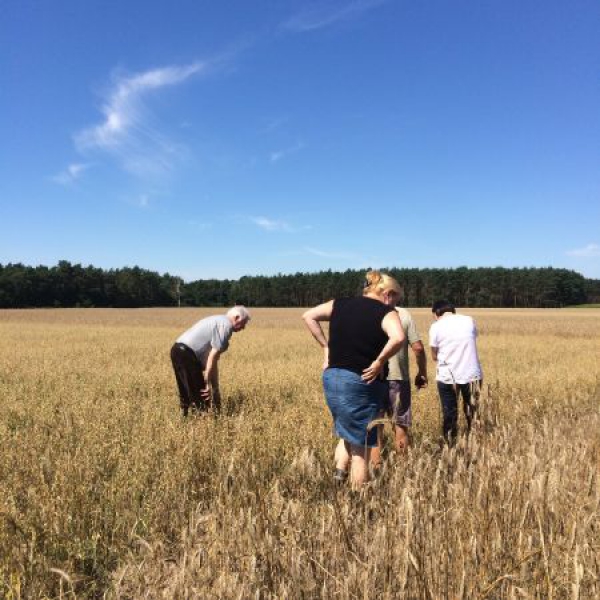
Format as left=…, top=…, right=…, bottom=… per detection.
left=437, top=381, right=479, bottom=442
left=170, top=343, right=206, bottom=416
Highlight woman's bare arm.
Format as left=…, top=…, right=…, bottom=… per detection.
left=302, top=300, right=334, bottom=369
left=362, top=310, right=405, bottom=382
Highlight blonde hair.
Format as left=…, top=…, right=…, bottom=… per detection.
left=363, top=270, right=402, bottom=297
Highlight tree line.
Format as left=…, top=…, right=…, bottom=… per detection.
left=1, top=261, right=599, bottom=308
left=0, top=261, right=179, bottom=308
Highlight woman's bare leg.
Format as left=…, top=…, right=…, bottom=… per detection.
left=334, top=439, right=350, bottom=471
left=349, top=444, right=370, bottom=489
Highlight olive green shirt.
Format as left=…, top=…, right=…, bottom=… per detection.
left=387, top=307, right=421, bottom=381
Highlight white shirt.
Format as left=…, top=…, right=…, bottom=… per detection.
left=429, top=313, right=482, bottom=384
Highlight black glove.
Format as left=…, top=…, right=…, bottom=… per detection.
left=414, top=374, right=428, bottom=389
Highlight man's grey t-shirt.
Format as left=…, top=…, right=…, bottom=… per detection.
left=176, top=315, right=233, bottom=366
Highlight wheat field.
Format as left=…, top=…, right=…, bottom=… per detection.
left=0, top=307, right=599, bottom=599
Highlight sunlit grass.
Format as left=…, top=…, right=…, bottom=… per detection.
left=1, top=308, right=599, bottom=598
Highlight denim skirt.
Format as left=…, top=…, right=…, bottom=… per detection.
left=322, top=367, right=386, bottom=448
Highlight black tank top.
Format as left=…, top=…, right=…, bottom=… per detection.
left=328, top=296, right=393, bottom=374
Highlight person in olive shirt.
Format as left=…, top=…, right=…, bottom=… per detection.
left=302, top=271, right=405, bottom=489
left=371, top=304, right=428, bottom=466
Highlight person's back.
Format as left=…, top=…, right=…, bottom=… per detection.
left=328, top=296, right=392, bottom=374
left=302, top=270, right=405, bottom=489
left=177, top=315, right=233, bottom=366
left=429, top=301, right=482, bottom=441
left=387, top=306, right=419, bottom=381
left=171, top=307, right=250, bottom=416
left=429, top=313, right=481, bottom=384
left=371, top=306, right=427, bottom=458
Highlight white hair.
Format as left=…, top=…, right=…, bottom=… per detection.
left=227, top=305, right=251, bottom=321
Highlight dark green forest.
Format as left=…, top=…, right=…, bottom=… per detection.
left=1, top=261, right=599, bottom=308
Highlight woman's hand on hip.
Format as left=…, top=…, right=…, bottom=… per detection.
left=361, top=358, right=384, bottom=383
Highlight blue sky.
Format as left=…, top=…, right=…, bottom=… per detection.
left=1, top=0, right=599, bottom=281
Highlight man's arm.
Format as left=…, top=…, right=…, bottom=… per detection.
left=202, top=347, right=222, bottom=400
left=411, top=340, right=428, bottom=388
left=302, top=300, right=334, bottom=369
left=428, top=323, right=438, bottom=364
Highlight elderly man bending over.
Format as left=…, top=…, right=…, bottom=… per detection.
left=170, top=306, right=250, bottom=415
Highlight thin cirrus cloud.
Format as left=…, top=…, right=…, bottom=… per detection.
left=249, top=216, right=313, bottom=233
left=51, top=162, right=90, bottom=185
left=270, top=141, right=305, bottom=163
left=260, top=116, right=289, bottom=134
left=250, top=216, right=293, bottom=232
left=282, top=0, right=387, bottom=32
left=566, top=243, right=600, bottom=258
left=304, top=246, right=356, bottom=260
left=74, top=62, right=204, bottom=177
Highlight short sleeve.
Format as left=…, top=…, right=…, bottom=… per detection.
left=211, top=321, right=231, bottom=352
left=429, top=323, right=438, bottom=347
left=406, top=316, right=421, bottom=345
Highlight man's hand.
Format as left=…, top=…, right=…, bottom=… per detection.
left=414, top=373, right=428, bottom=389
left=200, top=385, right=211, bottom=401
left=362, top=358, right=384, bottom=383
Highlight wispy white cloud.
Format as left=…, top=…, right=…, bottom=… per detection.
left=122, top=191, right=153, bottom=209
left=260, top=116, right=289, bottom=134
left=77, top=63, right=201, bottom=149
left=187, top=219, right=212, bottom=230
left=74, top=62, right=204, bottom=177
left=251, top=216, right=293, bottom=232
left=270, top=141, right=305, bottom=163
left=304, top=246, right=356, bottom=260
left=249, top=215, right=312, bottom=233
left=567, top=243, right=600, bottom=258
left=282, top=0, right=387, bottom=33
left=51, top=162, right=90, bottom=185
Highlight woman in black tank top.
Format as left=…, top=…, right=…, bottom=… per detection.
left=302, top=271, right=405, bottom=489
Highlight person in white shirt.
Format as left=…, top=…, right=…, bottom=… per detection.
left=429, top=300, right=482, bottom=442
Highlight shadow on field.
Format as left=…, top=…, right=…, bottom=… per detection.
left=220, top=390, right=252, bottom=416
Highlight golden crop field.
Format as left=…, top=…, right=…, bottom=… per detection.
left=1, top=307, right=599, bottom=599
